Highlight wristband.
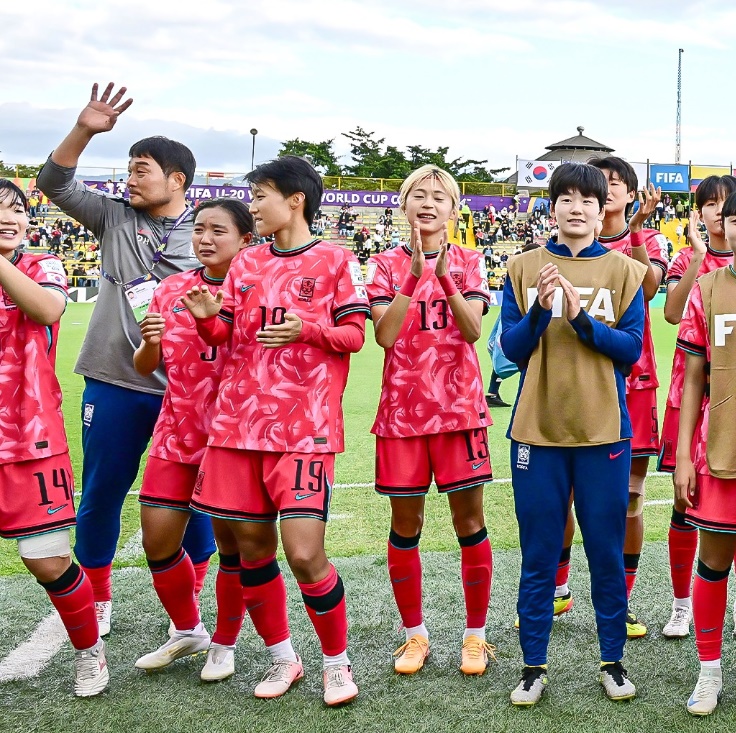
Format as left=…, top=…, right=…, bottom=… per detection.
left=399, top=273, right=420, bottom=297
left=630, top=229, right=646, bottom=248
left=438, top=273, right=458, bottom=297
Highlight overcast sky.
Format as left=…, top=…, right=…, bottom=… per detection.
left=1, top=1, right=733, bottom=175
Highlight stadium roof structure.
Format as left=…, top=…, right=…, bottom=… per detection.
left=506, top=126, right=614, bottom=183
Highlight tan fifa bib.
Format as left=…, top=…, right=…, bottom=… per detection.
left=507, top=247, right=646, bottom=446
left=699, top=267, right=736, bottom=479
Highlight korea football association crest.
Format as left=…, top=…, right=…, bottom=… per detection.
left=450, top=270, right=464, bottom=291
left=299, top=277, right=316, bottom=301
left=517, top=443, right=531, bottom=470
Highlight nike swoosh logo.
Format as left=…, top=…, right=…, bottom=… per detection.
left=392, top=576, right=410, bottom=584
left=393, top=284, right=401, bottom=291
left=172, top=305, right=187, bottom=313
left=47, top=504, right=68, bottom=515
left=246, top=602, right=263, bottom=611
left=294, top=493, right=314, bottom=501
left=609, top=450, right=625, bottom=460
left=700, top=627, right=718, bottom=634
left=241, top=284, right=255, bottom=293
left=465, top=580, right=483, bottom=586
left=316, top=610, right=330, bottom=616
left=472, top=461, right=486, bottom=470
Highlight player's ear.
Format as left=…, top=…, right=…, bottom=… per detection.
left=240, top=232, right=253, bottom=249
left=289, top=192, right=306, bottom=211
left=169, top=170, right=186, bottom=193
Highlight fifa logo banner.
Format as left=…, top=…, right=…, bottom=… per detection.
left=649, top=164, right=689, bottom=192
left=517, top=160, right=560, bottom=187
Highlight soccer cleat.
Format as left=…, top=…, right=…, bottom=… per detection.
left=662, top=604, right=691, bottom=639
left=200, top=644, right=236, bottom=682
left=510, top=666, right=548, bottom=706
left=95, top=601, right=112, bottom=637
left=515, top=591, right=574, bottom=629
left=687, top=667, right=722, bottom=716
left=74, top=639, right=109, bottom=697
left=134, top=624, right=210, bottom=671
left=323, top=664, right=358, bottom=706
left=553, top=592, right=574, bottom=616
left=254, top=657, right=304, bottom=699
left=626, top=608, right=647, bottom=639
left=485, top=394, right=511, bottom=408
left=393, top=634, right=429, bottom=674
left=460, top=635, right=496, bottom=675
left=599, top=662, right=636, bottom=700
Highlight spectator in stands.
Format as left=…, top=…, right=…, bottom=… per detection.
left=28, top=194, right=39, bottom=218
left=483, top=244, right=494, bottom=268
left=86, top=265, right=100, bottom=286
left=390, top=227, right=400, bottom=249
left=458, top=217, right=467, bottom=244
left=675, top=199, right=684, bottom=219
left=49, top=227, right=62, bottom=253
left=72, top=264, right=87, bottom=287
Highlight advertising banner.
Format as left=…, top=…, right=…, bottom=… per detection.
left=648, top=164, right=689, bottom=192
left=690, top=165, right=732, bottom=191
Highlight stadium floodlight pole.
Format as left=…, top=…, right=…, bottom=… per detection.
left=250, top=128, right=258, bottom=171
left=676, top=48, right=684, bottom=164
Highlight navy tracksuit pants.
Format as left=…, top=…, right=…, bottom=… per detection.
left=74, top=378, right=215, bottom=568
left=511, top=439, right=630, bottom=666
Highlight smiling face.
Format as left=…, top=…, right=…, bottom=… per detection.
left=0, top=187, right=29, bottom=258
left=551, top=189, right=604, bottom=241
left=192, top=206, right=252, bottom=278
left=403, top=175, right=456, bottom=237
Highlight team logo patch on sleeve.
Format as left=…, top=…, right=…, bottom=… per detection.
left=355, top=285, right=367, bottom=299
left=349, top=261, right=365, bottom=285
left=365, top=262, right=377, bottom=285
left=39, top=258, right=68, bottom=286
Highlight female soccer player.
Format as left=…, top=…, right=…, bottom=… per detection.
left=675, top=190, right=736, bottom=716
left=132, top=199, right=253, bottom=681
left=366, top=165, right=494, bottom=676
left=0, top=179, right=107, bottom=696
left=182, top=157, right=370, bottom=706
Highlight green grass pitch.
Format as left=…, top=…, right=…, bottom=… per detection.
left=3, top=303, right=736, bottom=731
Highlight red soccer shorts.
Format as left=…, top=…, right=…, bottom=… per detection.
left=375, top=428, right=493, bottom=496
left=140, top=456, right=200, bottom=511
left=627, top=388, right=660, bottom=458
left=686, top=473, right=736, bottom=534
left=191, top=446, right=335, bottom=522
left=657, top=405, right=703, bottom=474
left=0, top=453, right=76, bottom=539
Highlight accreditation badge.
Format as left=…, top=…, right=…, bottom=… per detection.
left=123, top=274, right=159, bottom=323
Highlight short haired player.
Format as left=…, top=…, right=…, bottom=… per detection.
left=366, top=165, right=494, bottom=677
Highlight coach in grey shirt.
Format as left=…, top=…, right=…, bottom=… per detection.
left=37, top=82, right=215, bottom=636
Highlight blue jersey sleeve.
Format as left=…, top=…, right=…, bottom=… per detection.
left=500, top=275, right=552, bottom=366
left=568, top=286, right=644, bottom=368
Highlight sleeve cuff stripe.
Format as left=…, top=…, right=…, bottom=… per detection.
left=676, top=338, right=706, bottom=355
left=334, top=306, right=372, bottom=321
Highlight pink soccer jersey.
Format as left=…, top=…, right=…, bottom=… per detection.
left=601, top=227, right=668, bottom=392
left=664, top=246, right=733, bottom=408
left=366, top=243, right=491, bottom=438
left=147, top=268, right=229, bottom=464
left=208, top=240, right=370, bottom=453
left=676, top=283, right=710, bottom=474
left=0, top=251, right=69, bottom=463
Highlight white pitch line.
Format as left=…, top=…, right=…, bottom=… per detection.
left=0, top=612, right=67, bottom=682
left=117, top=528, right=143, bottom=562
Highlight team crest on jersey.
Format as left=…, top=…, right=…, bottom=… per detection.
left=517, top=443, right=531, bottom=470
left=193, top=470, right=205, bottom=496
left=2, top=290, right=16, bottom=309
left=299, top=277, right=316, bottom=301
left=450, top=270, right=464, bottom=290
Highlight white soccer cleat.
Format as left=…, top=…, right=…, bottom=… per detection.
left=323, top=664, right=358, bottom=706
left=74, top=639, right=109, bottom=697
left=95, top=601, right=112, bottom=637
left=599, top=662, right=636, bottom=700
left=510, top=666, right=548, bottom=706
left=253, top=657, right=304, bottom=699
left=687, top=667, right=722, bottom=716
left=662, top=604, right=691, bottom=639
left=134, top=623, right=210, bottom=671
left=200, top=644, right=236, bottom=682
